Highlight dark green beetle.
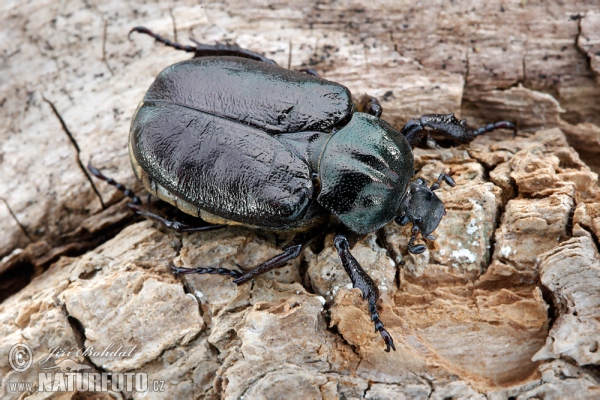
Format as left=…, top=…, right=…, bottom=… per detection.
left=90, top=27, right=515, bottom=352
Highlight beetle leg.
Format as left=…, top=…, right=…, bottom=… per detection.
left=88, top=163, right=225, bottom=233
left=407, top=225, right=426, bottom=254
left=295, top=67, right=320, bottom=77
left=170, top=264, right=243, bottom=279
left=333, top=234, right=396, bottom=352
left=232, top=225, right=326, bottom=285
left=400, top=114, right=516, bottom=148
left=129, top=26, right=277, bottom=65
left=232, top=244, right=304, bottom=285
left=354, top=94, right=383, bottom=118
left=430, top=173, right=456, bottom=191
left=127, top=204, right=226, bottom=233
left=87, top=162, right=141, bottom=205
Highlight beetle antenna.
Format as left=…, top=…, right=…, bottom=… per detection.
left=129, top=26, right=196, bottom=53
left=87, top=162, right=142, bottom=205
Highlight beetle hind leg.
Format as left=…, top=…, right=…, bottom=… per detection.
left=333, top=234, right=396, bottom=352
left=129, top=26, right=276, bottom=65
left=88, top=163, right=225, bottom=233
left=88, top=162, right=142, bottom=205
left=129, top=26, right=196, bottom=53
left=127, top=204, right=226, bottom=233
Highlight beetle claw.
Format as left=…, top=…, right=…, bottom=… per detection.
left=430, top=173, right=455, bottom=191
left=408, top=244, right=426, bottom=254
left=395, top=215, right=410, bottom=225
left=380, top=329, right=396, bottom=352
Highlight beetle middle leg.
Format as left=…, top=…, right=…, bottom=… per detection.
left=129, top=26, right=277, bottom=65
left=231, top=224, right=326, bottom=285
left=333, top=233, right=396, bottom=352
left=400, top=113, right=516, bottom=147
left=88, top=163, right=225, bottom=233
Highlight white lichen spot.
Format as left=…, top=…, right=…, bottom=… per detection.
left=500, top=245, right=513, bottom=258
left=466, top=218, right=478, bottom=235
left=346, top=283, right=353, bottom=289
left=469, top=199, right=484, bottom=220
left=195, top=290, right=204, bottom=299
left=332, top=285, right=340, bottom=296
left=316, top=296, right=326, bottom=306
left=451, top=248, right=477, bottom=264
left=439, top=249, right=446, bottom=256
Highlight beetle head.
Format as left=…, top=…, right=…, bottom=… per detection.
left=396, top=175, right=454, bottom=254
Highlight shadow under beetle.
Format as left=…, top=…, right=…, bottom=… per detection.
left=89, top=27, right=516, bottom=352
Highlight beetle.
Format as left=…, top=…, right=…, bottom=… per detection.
left=89, top=27, right=515, bottom=352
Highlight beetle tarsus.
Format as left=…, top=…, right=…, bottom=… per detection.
left=430, top=173, right=455, bottom=191
left=472, top=120, right=517, bottom=138
left=88, top=163, right=225, bottom=232
left=333, top=234, right=396, bottom=352
left=170, top=264, right=242, bottom=279
left=401, top=113, right=516, bottom=147
left=87, top=162, right=142, bottom=205
left=130, top=26, right=276, bottom=64
left=129, top=26, right=196, bottom=52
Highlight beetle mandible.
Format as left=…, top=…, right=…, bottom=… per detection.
left=89, top=27, right=516, bottom=352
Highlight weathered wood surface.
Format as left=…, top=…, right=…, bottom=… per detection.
left=1, top=1, right=600, bottom=398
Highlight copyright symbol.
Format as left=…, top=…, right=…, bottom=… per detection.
left=9, top=343, right=33, bottom=373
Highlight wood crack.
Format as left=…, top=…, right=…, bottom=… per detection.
left=0, top=197, right=32, bottom=243
left=42, top=96, right=106, bottom=209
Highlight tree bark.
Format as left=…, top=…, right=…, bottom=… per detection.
left=1, top=1, right=600, bottom=398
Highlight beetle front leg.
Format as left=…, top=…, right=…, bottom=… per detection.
left=407, top=224, right=426, bottom=254
left=430, top=173, right=456, bottom=191
left=400, top=114, right=516, bottom=148
left=333, top=234, right=396, bottom=352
